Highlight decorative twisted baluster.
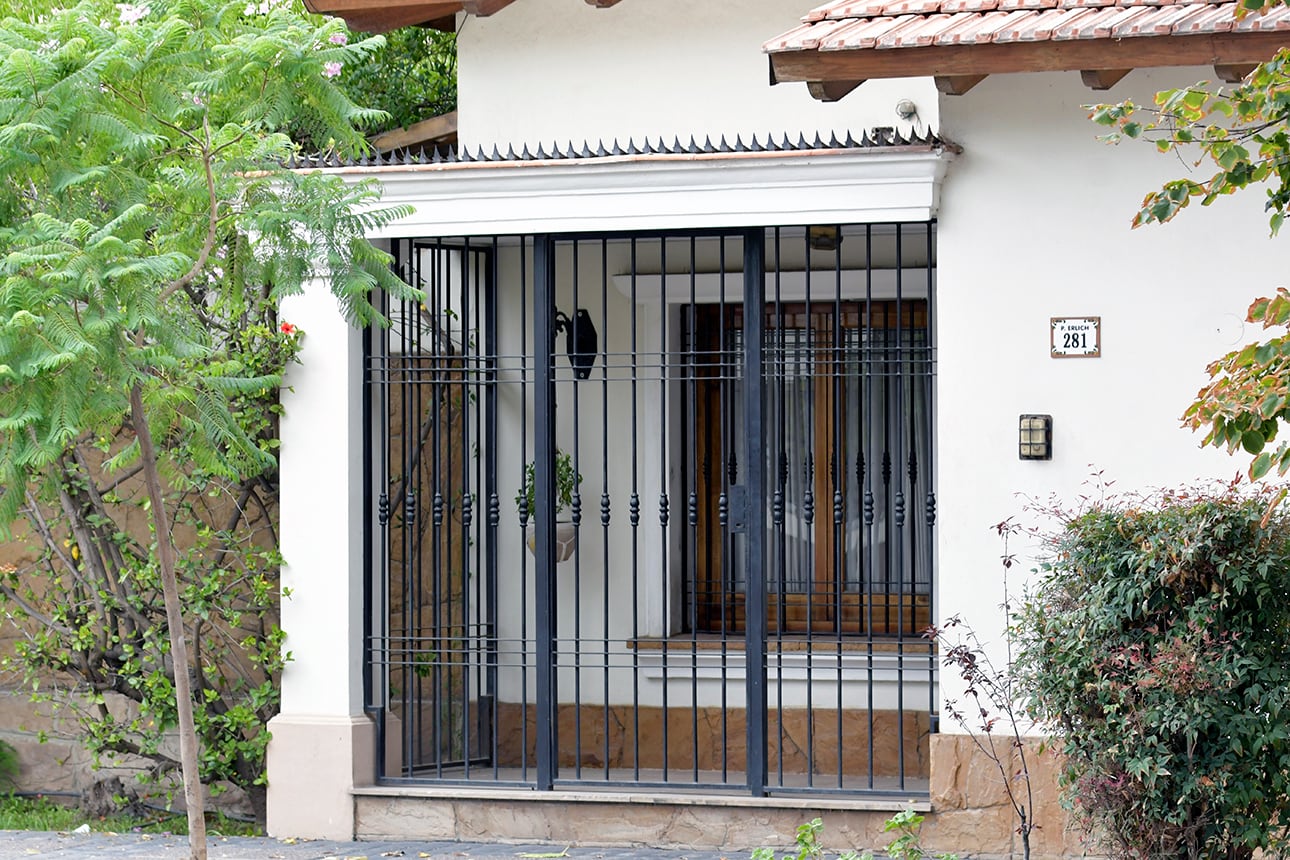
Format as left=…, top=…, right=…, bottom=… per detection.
left=658, top=492, right=669, bottom=527
left=487, top=492, right=499, bottom=528
left=629, top=492, right=640, bottom=527
left=378, top=493, right=390, bottom=527
left=600, top=492, right=611, bottom=527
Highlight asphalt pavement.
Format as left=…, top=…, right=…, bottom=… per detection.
left=0, top=832, right=743, bottom=860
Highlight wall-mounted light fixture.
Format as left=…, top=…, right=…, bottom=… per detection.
left=554, top=309, right=598, bottom=380
left=808, top=225, right=842, bottom=251
left=1019, top=414, right=1052, bottom=461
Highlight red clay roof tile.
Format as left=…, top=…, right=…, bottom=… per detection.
left=767, top=0, right=1290, bottom=53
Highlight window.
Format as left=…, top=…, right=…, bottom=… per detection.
left=687, top=300, right=932, bottom=636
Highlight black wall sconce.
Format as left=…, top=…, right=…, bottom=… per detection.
left=1019, top=414, right=1052, bottom=461
left=555, top=309, right=598, bottom=380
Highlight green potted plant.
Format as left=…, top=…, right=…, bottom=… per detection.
left=517, top=449, right=583, bottom=562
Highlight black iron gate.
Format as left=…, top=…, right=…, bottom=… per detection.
left=365, top=224, right=936, bottom=797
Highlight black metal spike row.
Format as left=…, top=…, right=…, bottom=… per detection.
left=488, top=492, right=499, bottom=527
left=294, top=127, right=950, bottom=170
left=600, top=491, right=611, bottom=527
left=629, top=492, right=641, bottom=527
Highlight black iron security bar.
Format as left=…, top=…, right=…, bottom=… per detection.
left=364, top=224, right=937, bottom=798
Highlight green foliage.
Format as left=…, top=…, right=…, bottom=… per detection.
left=1016, top=485, right=1290, bottom=859
left=336, top=25, right=456, bottom=133
left=0, top=739, right=17, bottom=788
left=0, top=794, right=257, bottom=835
left=1090, top=45, right=1290, bottom=234
left=516, top=450, right=582, bottom=517
left=0, top=0, right=418, bottom=819
left=1184, top=288, right=1290, bottom=491
left=750, top=814, right=955, bottom=860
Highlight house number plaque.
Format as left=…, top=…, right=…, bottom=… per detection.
left=1051, top=317, right=1101, bottom=358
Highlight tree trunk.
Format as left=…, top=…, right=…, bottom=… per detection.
left=130, top=383, right=208, bottom=860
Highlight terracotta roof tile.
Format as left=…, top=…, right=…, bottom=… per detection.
left=765, top=0, right=1290, bottom=55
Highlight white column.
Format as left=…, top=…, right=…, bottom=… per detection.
left=266, top=281, right=374, bottom=839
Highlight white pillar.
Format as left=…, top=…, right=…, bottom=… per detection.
left=266, top=282, right=374, bottom=839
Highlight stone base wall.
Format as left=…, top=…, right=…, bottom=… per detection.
left=352, top=734, right=1102, bottom=859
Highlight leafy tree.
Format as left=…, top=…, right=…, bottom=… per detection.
left=1089, top=20, right=1290, bottom=486
left=0, top=2, right=413, bottom=858
left=337, top=24, right=456, bottom=134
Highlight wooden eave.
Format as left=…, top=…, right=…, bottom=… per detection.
left=769, top=31, right=1288, bottom=99
left=372, top=110, right=459, bottom=152
left=304, top=0, right=622, bottom=33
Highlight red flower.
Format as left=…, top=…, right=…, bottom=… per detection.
left=280, top=322, right=297, bottom=335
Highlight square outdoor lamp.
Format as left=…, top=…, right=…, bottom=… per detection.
left=1019, top=414, right=1052, bottom=460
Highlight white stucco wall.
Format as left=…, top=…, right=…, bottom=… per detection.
left=934, top=67, right=1287, bottom=727
left=456, top=0, right=938, bottom=153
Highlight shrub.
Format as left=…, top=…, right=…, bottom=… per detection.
left=1016, top=484, right=1290, bottom=860
left=0, top=739, right=17, bottom=788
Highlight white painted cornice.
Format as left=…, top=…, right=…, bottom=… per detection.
left=316, top=147, right=955, bottom=237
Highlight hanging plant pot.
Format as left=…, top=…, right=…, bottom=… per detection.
left=525, top=522, right=578, bottom=563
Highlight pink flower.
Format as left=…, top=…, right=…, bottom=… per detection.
left=117, top=4, right=149, bottom=23
left=322, top=61, right=342, bottom=79
left=280, top=322, right=297, bottom=335
left=328, top=32, right=348, bottom=45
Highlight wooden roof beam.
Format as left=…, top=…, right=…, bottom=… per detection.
left=1215, top=62, right=1256, bottom=82
left=769, top=32, right=1288, bottom=86
left=301, top=0, right=460, bottom=32
left=807, top=80, right=864, bottom=101
left=934, top=74, right=986, bottom=95
left=1080, top=68, right=1130, bottom=90
left=372, top=111, right=459, bottom=153
left=462, top=0, right=518, bottom=14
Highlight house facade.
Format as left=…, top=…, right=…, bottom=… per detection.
left=267, top=1, right=1290, bottom=856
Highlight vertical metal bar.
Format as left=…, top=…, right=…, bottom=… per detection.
left=534, top=234, right=558, bottom=791
left=460, top=238, right=473, bottom=777
left=718, top=236, right=729, bottom=784
left=833, top=232, right=845, bottom=788
left=485, top=238, right=501, bottom=778
left=519, top=236, right=531, bottom=782
left=430, top=239, right=444, bottom=777
left=571, top=238, right=583, bottom=780
left=658, top=236, right=670, bottom=782
left=600, top=237, right=612, bottom=781
left=925, top=222, right=939, bottom=736
left=629, top=236, right=642, bottom=782
left=743, top=228, right=768, bottom=798
left=687, top=236, right=700, bottom=784
left=802, top=230, right=815, bottom=789
left=772, top=227, right=786, bottom=789
left=864, top=224, right=876, bottom=789
left=894, top=222, right=907, bottom=788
